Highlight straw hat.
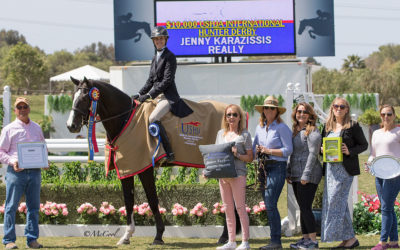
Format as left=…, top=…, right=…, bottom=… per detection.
left=14, top=97, right=30, bottom=107
left=254, top=96, right=286, bottom=115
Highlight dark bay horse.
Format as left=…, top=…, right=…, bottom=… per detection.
left=66, top=77, right=164, bottom=245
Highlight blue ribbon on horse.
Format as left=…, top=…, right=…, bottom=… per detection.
left=88, top=87, right=100, bottom=161
left=148, top=123, right=161, bottom=167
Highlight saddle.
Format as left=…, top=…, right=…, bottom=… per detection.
left=105, top=99, right=227, bottom=179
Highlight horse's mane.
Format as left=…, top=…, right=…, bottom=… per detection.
left=89, top=79, right=132, bottom=105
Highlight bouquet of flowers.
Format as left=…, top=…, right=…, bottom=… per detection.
left=171, top=203, right=188, bottom=226
left=0, top=203, right=5, bottom=223
left=212, top=202, right=225, bottom=225
left=190, top=203, right=208, bottom=225
left=77, top=202, right=98, bottom=224
left=252, top=201, right=268, bottom=226
left=40, top=201, right=69, bottom=224
left=98, top=201, right=119, bottom=225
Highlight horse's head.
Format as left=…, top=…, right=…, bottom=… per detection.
left=66, top=76, right=93, bottom=133
left=298, top=19, right=306, bottom=35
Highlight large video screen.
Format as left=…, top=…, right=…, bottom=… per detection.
left=155, top=0, right=295, bottom=57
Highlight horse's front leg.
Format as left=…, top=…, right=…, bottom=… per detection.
left=309, top=29, right=316, bottom=39
left=117, top=176, right=135, bottom=246
left=134, top=33, right=142, bottom=42
left=139, top=167, right=165, bottom=245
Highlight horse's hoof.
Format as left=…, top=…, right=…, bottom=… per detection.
left=116, top=238, right=130, bottom=246
left=152, top=239, right=164, bottom=245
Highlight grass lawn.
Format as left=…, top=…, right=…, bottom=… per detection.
left=10, top=234, right=381, bottom=249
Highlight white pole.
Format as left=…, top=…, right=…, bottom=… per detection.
left=3, top=85, right=11, bottom=127
left=285, top=82, right=300, bottom=236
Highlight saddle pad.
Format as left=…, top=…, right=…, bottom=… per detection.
left=105, top=99, right=227, bottom=179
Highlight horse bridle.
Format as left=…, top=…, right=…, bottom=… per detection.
left=72, top=86, right=137, bottom=127
left=72, top=87, right=91, bottom=127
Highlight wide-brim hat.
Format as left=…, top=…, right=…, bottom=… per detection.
left=254, top=96, right=286, bottom=115
left=14, top=97, right=30, bottom=107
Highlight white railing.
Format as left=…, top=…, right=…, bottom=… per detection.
left=46, top=138, right=105, bottom=163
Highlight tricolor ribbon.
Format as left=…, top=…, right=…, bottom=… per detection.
left=88, top=87, right=100, bottom=161
left=148, top=123, right=161, bottom=167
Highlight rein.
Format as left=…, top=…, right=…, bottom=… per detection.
left=94, top=106, right=136, bottom=124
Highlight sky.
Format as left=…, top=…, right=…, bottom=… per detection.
left=1, top=0, right=400, bottom=69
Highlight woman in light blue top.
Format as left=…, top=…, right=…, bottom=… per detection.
left=253, top=96, right=293, bottom=250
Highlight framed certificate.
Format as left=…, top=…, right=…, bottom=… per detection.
left=17, top=142, right=48, bottom=169
left=323, top=137, right=343, bottom=162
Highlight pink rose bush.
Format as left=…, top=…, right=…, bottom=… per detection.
left=4, top=200, right=278, bottom=226
left=252, top=201, right=268, bottom=226
left=172, top=203, right=188, bottom=226
left=17, top=202, right=27, bottom=222
left=190, top=203, right=208, bottom=225
left=39, top=201, right=69, bottom=224
left=0, top=203, right=5, bottom=222
left=134, top=202, right=153, bottom=225
left=212, top=202, right=225, bottom=225
left=77, top=202, right=98, bottom=224
left=98, top=201, right=119, bottom=224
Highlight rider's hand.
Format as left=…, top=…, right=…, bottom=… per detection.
left=139, top=94, right=150, bottom=103
left=364, top=162, right=371, bottom=172
left=132, top=94, right=140, bottom=100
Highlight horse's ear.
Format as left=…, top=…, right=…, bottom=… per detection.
left=83, top=77, right=93, bottom=88
left=70, top=77, right=80, bottom=86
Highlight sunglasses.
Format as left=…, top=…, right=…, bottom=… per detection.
left=333, top=104, right=347, bottom=110
left=381, top=113, right=393, bottom=117
left=296, top=110, right=309, bottom=115
left=226, top=113, right=238, bottom=118
left=16, top=105, right=29, bottom=110
left=263, top=107, right=276, bottom=110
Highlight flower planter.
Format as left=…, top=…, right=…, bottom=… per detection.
left=0, top=224, right=270, bottom=238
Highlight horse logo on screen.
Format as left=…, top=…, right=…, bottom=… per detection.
left=298, top=9, right=333, bottom=39
left=115, top=12, right=151, bottom=42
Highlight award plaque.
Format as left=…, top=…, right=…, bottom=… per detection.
left=323, top=137, right=343, bottom=162
left=17, top=142, right=48, bottom=169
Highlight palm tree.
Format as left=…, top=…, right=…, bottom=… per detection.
left=342, top=55, right=366, bottom=73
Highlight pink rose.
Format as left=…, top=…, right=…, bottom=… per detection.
left=62, top=209, right=68, bottom=216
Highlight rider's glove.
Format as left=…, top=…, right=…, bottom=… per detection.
left=139, top=94, right=150, bottom=103
left=132, top=93, right=140, bottom=100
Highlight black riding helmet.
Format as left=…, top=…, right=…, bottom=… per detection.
left=151, top=26, right=169, bottom=39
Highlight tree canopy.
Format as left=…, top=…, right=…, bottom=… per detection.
left=313, top=44, right=400, bottom=105
left=0, top=29, right=117, bottom=93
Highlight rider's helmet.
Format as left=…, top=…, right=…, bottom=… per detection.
left=151, top=26, right=169, bottom=39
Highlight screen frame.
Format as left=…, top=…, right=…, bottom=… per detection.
left=154, top=0, right=296, bottom=58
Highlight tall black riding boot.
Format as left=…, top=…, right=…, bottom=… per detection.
left=154, top=121, right=174, bottom=162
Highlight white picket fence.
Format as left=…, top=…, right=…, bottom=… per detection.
left=46, top=138, right=105, bottom=163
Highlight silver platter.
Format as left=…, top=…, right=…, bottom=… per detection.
left=369, top=155, right=400, bottom=179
